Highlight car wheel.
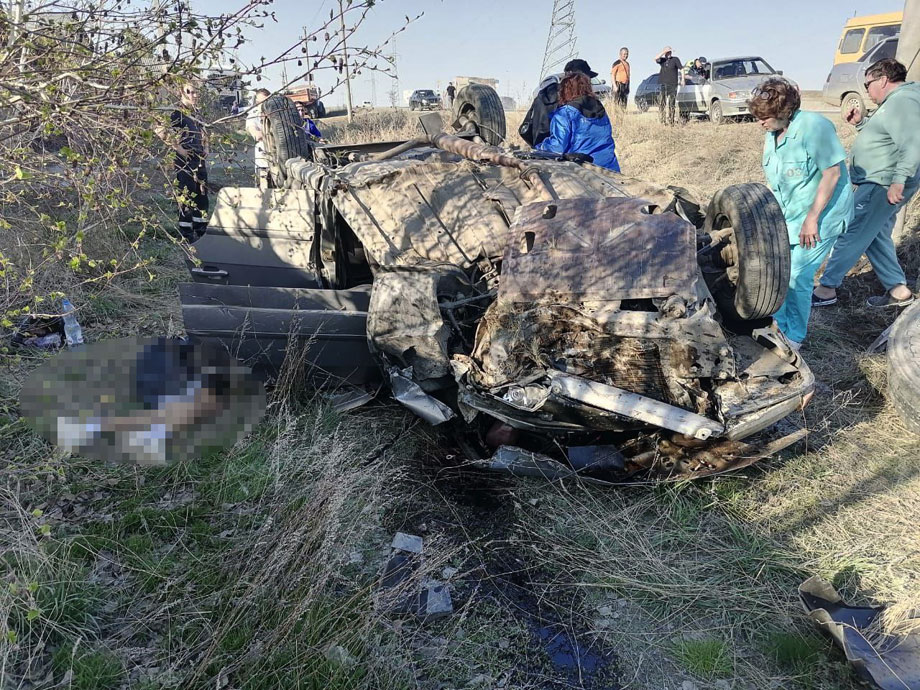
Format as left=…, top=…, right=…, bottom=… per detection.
left=888, top=301, right=920, bottom=435
left=709, top=100, right=724, bottom=125
left=261, top=94, right=312, bottom=187
left=452, top=83, right=506, bottom=146
left=637, top=98, right=649, bottom=113
left=702, top=183, right=790, bottom=321
left=841, top=92, right=865, bottom=121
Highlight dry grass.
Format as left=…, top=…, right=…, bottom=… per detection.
left=3, top=103, right=920, bottom=689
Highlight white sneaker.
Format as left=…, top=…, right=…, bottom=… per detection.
left=787, top=340, right=802, bottom=352
left=125, top=424, right=168, bottom=465
left=56, top=417, right=101, bottom=452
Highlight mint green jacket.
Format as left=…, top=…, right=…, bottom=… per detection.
left=850, top=81, right=920, bottom=186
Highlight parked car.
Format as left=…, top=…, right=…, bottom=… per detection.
left=634, top=73, right=660, bottom=112
left=677, top=56, right=794, bottom=124
left=179, top=86, right=814, bottom=482
left=591, top=77, right=612, bottom=97
left=530, top=75, right=612, bottom=99
left=823, top=35, right=899, bottom=119
left=409, top=89, right=442, bottom=110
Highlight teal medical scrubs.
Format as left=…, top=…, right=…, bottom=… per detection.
left=762, top=110, right=854, bottom=343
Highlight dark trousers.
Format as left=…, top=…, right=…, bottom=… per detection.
left=658, top=84, right=677, bottom=125
left=614, top=84, right=629, bottom=109
left=175, top=156, right=208, bottom=242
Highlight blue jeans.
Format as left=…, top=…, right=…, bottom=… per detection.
left=819, top=179, right=920, bottom=291
left=774, top=232, right=840, bottom=343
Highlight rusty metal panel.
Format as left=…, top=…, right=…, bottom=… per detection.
left=330, top=159, right=519, bottom=268
left=498, top=197, right=697, bottom=304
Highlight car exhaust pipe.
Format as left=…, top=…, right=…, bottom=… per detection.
left=370, top=127, right=555, bottom=201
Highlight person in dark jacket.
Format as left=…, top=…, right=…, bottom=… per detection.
left=535, top=72, right=620, bottom=172
left=155, top=80, right=209, bottom=242
left=655, top=46, right=684, bottom=126
left=519, top=58, right=597, bottom=147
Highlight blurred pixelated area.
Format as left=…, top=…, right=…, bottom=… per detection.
left=20, top=337, right=266, bottom=466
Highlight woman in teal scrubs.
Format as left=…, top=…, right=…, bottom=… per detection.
left=748, top=79, right=853, bottom=349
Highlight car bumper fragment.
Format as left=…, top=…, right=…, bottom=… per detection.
left=547, top=371, right=725, bottom=440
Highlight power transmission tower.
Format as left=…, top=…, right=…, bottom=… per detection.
left=539, top=0, right=577, bottom=81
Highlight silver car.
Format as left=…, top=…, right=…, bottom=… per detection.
left=677, top=56, right=793, bottom=124
left=822, top=36, right=898, bottom=119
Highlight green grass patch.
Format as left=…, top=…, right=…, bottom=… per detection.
left=673, top=638, right=733, bottom=679
left=52, top=643, right=124, bottom=690
left=764, top=630, right=827, bottom=670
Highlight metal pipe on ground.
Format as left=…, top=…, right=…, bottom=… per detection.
left=369, top=131, right=555, bottom=200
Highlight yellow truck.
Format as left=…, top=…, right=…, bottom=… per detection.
left=834, top=11, right=902, bottom=65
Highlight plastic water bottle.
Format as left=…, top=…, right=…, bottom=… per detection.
left=61, top=298, right=84, bottom=347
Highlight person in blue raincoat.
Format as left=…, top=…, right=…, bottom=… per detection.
left=748, top=78, right=853, bottom=349
left=535, top=72, right=620, bottom=172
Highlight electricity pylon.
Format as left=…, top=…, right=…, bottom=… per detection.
left=539, top=0, right=577, bottom=81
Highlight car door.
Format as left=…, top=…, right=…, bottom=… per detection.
left=179, top=182, right=380, bottom=387
left=677, top=74, right=705, bottom=113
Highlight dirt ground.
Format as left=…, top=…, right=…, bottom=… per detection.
left=2, top=103, right=920, bottom=690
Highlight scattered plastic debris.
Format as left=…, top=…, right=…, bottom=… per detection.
left=60, top=297, right=84, bottom=347
left=391, top=532, right=424, bottom=554
left=800, top=576, right=920, bottom=689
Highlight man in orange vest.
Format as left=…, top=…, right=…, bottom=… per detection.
left=611, top=47, right=630, bottom=110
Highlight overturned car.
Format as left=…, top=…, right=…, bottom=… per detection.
left=180, top=85, right=813, bottom=481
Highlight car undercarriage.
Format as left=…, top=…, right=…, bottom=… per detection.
left=180, top=88, right=812, bottom=481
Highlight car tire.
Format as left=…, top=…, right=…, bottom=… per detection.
left=637, top=98, right=649, bottom=113
left=261, top=94, right=311, bottom=186
left=888, top=301, right=920, bottom=435
left=841, top=92, right=865, bottom=121
left=452, top=83, right=506, bottom=146
left=709, top=100, right=724, bottom=125
left=703, top=183, right=790, bottom=321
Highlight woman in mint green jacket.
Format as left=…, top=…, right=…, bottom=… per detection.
left=748, top=79, right=853, bottom=348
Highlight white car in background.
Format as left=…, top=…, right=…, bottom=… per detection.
left=530, top=75, right=613, bottom=100
left=677, top=56, right=795, bottom=124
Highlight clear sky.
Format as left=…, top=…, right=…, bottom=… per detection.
left=195, top=0, right=903, bottom=105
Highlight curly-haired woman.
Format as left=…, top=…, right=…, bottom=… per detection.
left=748, top=78, right=853, bottom=348
left=536, top=72, right=620, bottom=172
